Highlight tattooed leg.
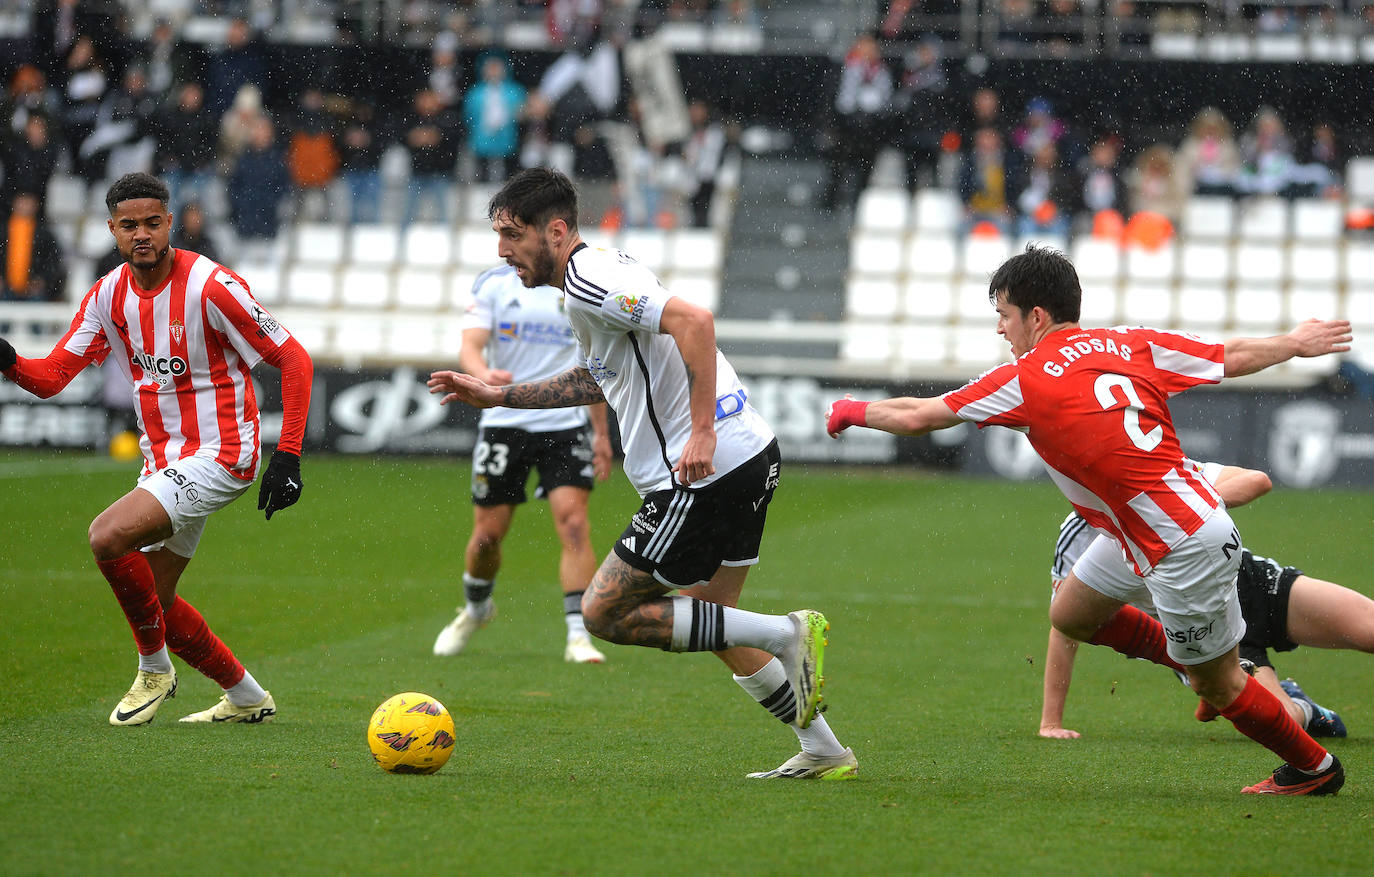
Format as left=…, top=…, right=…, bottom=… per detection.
left=582, top=554, right=675, bottom=648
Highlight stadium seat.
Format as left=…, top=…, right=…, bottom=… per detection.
left=348, top=224, right=400, bottom=267
left=1345, top=156, right=1374, bottom=203
left=1288, top=284, right=1340, bottom=321
left=955, top=279, right=995, bottom=319
left=402, top=223, right=455, bottom=268
left=449, top=269, right=480, bottom=310
left=903, top=234, right=958, bottom=279
left=841, top=324, right=894, bottom=365
left=897, top=324, right=948, bottom=365
left=66, top=258, right=94, bottom=304
left=283, top=265, right=338, bottom=307
left=236, top=262, right=283, bottom=305
left=670, top=228, right=723, bottom=272
left=1288, top=242, right=1340, bottom=285
left=1290, top=198, right=1344, bottom=242
left=1079, top=282, right=1118, bottom=325
left=457, top=225, right=497, bottom=269
left=385, top=315, right=443, bottom=360
left=1231, top=286, right=1284, bottom=333
left=1346, top=289, right=1374, bottom=328
left=849, top=232, right=904, bottom=278
left=47, top=176, right=87, bottom=222
left=844, top=277, right=901, bottom=319
left=960, top=234, right=1010, bottom=278
left=394, top=268, right=446, bottom=310
left=1124, top=241, right=1177, bottom=282
left=294, top=222, right=346, bottom=265
left=1342, top=241, right=1374, bottom=289
left=462, top=183, right=500, bottom=223
left=338, top=266, right=392, bottom=309
left=1180, top=196, right=1236, bottom=241
left=334, top=314, right=386, bottom=358
left=1121, top=281, right=1174, bottom=326
left=1233, top=242, right=1287, bottom=285
left=76, top=220, right=111, bottom=260
left=950, top=325, right=1006, bottom=370
left=620, top=229, right=668, bottom=271
left=1178, top=241, right=1232, bottom=285
left=855, top=187, right=910, bottom=232
left=913, top=189, right=960, bottom=235
left=1175, top=284, right=1227, bottom=331
left=1236, top=197, right=1290, bottom=241
left=902, top=278, right=954, bottom=321
left=664, top=272, right=720, bottom=312
left=1071, top=237, right=1122, bottom=284
left=51, top=218, right=77, bottom=254
left=280, top=312, right=328, bottom=353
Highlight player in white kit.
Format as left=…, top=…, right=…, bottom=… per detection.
left=428, top=168, right=855, bottom=779
left=0, top=172, right=313, bottom=726
left=432, top=263, right=614, bottom=663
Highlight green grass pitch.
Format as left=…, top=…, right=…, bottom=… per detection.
left=1, top=449, right=1371, bottom=875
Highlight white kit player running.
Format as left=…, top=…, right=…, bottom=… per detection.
left=432, top=264, right=614, bottom=663
left=827, top=244, right=1352, bottom=796
left=429, top=167, right=855, bottom=779
left=0, top=172, right=313, bottom=726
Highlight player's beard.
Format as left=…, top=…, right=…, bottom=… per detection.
left=524, top=238, right=557, bottom=288
left=127, top=243, right=171, bottom=272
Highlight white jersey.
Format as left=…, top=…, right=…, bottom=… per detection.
left=562, top=243, right=773, bottom=496
left=462, top=265, right=588, bottom=432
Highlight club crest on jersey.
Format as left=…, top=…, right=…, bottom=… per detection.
left=614, top=293, right=648, bottom=325
left=168, top=319, right=184, bottom=345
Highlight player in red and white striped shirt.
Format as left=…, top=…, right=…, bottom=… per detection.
left=827, top=245, right=1353, bottom=796
left=0, top=173, right=313, bottom=726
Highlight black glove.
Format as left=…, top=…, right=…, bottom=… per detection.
left=0, top=337, right=15, bottom=372
left=257, top=450, right=302, bottom=520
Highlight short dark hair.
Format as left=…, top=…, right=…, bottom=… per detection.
left=488, top=167, right=578, bottom=231
left=105, top=172, right=170, bottom=214
left=987, top=244, right=1081, bottom=324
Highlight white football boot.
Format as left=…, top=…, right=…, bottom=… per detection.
left=180, top=692, right=276, bottom=724
left=779, top=610, right=828, bottom=729
left=564, top=634, right=606, bottom=664
left=747, top=747, right=858, bottom=780
left=433, top=603, right=496, bottom=656
left=109, top=669, right=178, bottom=726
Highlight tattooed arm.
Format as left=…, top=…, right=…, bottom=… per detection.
left=659, top=296, right=717, bottom=485
left=428, top=366, right=605, bottom=409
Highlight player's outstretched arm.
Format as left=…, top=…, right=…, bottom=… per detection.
left=1223, top=318, right=1352, bottom=377
left=826, top=394, right=962, bottom=438
left=428, top=366, right=604, bottom=409
left=1211, top=465, right=1272, bottom=509
left=1040, top=626, right=1083, bottom=739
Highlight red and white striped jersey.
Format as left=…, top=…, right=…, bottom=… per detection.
left=56, top=249, right=294, bottom=480
left=943, top=325, right=1226, bottom=574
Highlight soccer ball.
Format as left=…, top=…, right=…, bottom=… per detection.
left=366, top=692, right=456, bottom=775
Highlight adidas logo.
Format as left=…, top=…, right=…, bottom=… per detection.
left=621, top=536, right=635, bottom=551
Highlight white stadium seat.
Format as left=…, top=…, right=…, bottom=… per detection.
left=950, top=325, right=1006, bottom=370
left=348, top=224, right=399, bottom=267
left=663, top=272, right=720, bottom=312
left=1233, top=242, right=1287, bottom=284
left=913, top=189, right=960, bottom=234
left=338, top=266, right=392, bottom=309
left=1124, top=242, right=1177, bottom=282
left=385, top=315, right=443, bottom=360
left=955, top=279, right=994, bottom=319
left=1288, top=242, right=1340, bottom=285
left=1079, top=282, right=1118, bottom=325
left=849, top=232, right=903, bottom=277
left=897, top=324, right=948, bottom=365
left=462, top=184, right=500, bottom=223
left=294, top=222, right=346, bottom=265
left=1345, top=156, right=1374, bottom=202
left=902, top=279, right=955, bottom=321
left=620, top=229, right=668, bottom=271
left=1236, top=197, right=1290, bottom=241
left=903, top=234, right=958, bottom=278
left=841, top=324, right=894, bottom=365
left=457, top=225, right=497, bottom=269
left=845, top=277, right=900, bottom=319
left=1343, top=241, right=1374, bottom=290
left=334, top=314, right=386, bottom=357
left=402, top=223, right=454, bottom=268
left=1071, top=237, right=1121, bottom=284
left=235, top=262, right=283, bottom=305
left=1180, top=196, right=1236, bottom=241
left=855, top=187, right=910, bottom=232
left=670, top=229, right=723, bottom=272
left=1178, top=241, right=1231, bottom=284
left=48, top=176, right=88, bottom=221
left=1121, top=281, right=1174, bottom=326
left=77, top=220, right=111, bottom=259
left=394, top=268, right=447, bottom=310
left=1288, top=284, right=1340, bottom=322
left=1231, top=286, right=1284, bottom=333
left=1290, top=198, right=1344, bottom=242
left=1346, top=289, right=1374, bottom=328
left=1175, top=284, right=1228, bottom=330
left=283, top=265, right=337, bottom=308
left=961, top=235, right=1010, bottom=278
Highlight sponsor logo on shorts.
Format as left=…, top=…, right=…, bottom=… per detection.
left=765, top=462, right=780, bottom=491
left=1164, top=619, right=1216, bottom=645
left=631, top=501, right=658, bottom=535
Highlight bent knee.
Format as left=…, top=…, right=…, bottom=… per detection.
left=88, top=520, right=127, bottom=561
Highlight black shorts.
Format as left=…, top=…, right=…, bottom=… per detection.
left=613, top=440, right=781, bottom=589
left=471, top=425, right=595, bottom=506
left=1236, top=549, right=1302, bottom=666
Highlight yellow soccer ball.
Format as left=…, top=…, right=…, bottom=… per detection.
left=108, top=430, right=141, bottom=462
left=366, top=692, right=456, bottom=775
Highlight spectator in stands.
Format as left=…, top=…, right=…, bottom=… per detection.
left=1040, top=0, right=1087, bottom=55
left=138, top=19, right=196, bottom=102
left=1015, top=142, right=1075, bottom=238
left=218, top=83, right=266, bottom=171
left=536, top=32, right=623, bottom=173
left=402, top=88, right=463, bottom=226
left=1175, top=106, right=1241, bottom=197
left=206, top=19, right=266, bottom=118
left=339, top=102, right=386, bottom=225
left=959, top=87, right=1009, bottom=152
left=1012, top=96, right=1069, bottom=160
left=80, top=65, right=158, bottom=185
left=0, top=192, right=66, bottom=302
left=997, top=0, right=1037, bottom=48
left=1074, top=135, right=1128, bottom=232
left=819, top=32, right=892, bottom=212
left=156, top=82, right=219, bottom=218
left=1128, top=142, right=1185, bottom=222
left=1237, top=106, right=1296, bottom=197
left=228, top=116, right=288, bottom=243
left=430, top=32, right=462, bottom=108
left=172, top=201, right=221, bottom=263
left=1291, top=121, right=1341, bottom=198
left=679, top=98, right=727, bottom=228
left=28, top=0, right=118, bottom=81
left=1, top=64, right=63, bottom=137
left=285, top=87, right=341, bottom=221
left=1, top=112, right=58, bottom=217
left=60, top=34, right=109, bottom=184
left=959, top=126, right=1016, bottom=235
left=892, top=35, right=950, bottom=194
left=463, top=51, right=527, bottom=184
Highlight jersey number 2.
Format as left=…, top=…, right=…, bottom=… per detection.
left=473, top=441, right=510, bottom=476
left=1093, top=374, right=1162, bottom=452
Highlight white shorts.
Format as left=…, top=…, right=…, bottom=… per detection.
left=1071, top=508, right=1245, bottom=666
left=135, top=456, right=252, bottom=558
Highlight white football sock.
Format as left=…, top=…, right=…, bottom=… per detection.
left=668, top=597, right=793, bottom=653
left=225, top=670, right=268, bottom=706
left=564, top=591, right=588, bottom=639
left=734, top=658, right=845, bottom=757
left=462, top=573, right=494, bottom=619
left=138, top=645, right=173, bottom=674
left=1292, top=697, right=1314, bottom=729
